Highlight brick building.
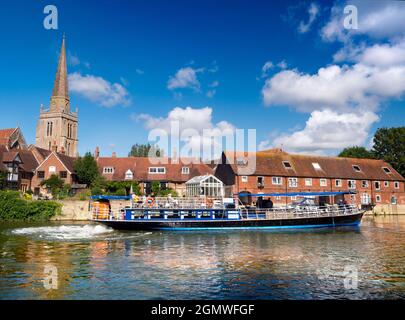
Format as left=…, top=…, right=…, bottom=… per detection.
left=215, top=149, right=405, bottom=207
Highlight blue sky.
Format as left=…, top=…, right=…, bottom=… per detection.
left=0, top=0, right=404, bottom=157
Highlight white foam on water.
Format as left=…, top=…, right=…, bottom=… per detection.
left=11, top=224, right=114, bottom=240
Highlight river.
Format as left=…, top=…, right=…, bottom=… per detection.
left=0, top=215, right=404, bottom=300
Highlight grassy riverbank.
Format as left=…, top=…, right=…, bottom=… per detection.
left=0, top=191, right=61, bottom=221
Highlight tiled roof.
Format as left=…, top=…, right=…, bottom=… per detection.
left=223, top=150, right=405, bottom=181
left=0, top=128, right=16, bottom=145
left=57, top=153, right=76, bottom=173
left=97, top=157, right=213, bottom=182
left=18, top=150, right=40, bottom=172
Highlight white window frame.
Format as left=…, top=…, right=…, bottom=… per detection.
left=361, top=180, right=369, bottom=188
left=283, top=161, right=292, bottom=169
left=384, top=181, right=389, bottom=188
left=352, top=165, right=361, bottom=172
left=288, top=177, right=298, bottom=188
left=124, top=170, right=133, bottom=180
left=181, top=167, right=190, bottom=174
left=335, top=179, right=342, bottom=187
left=312, top=162, right=322, bottom=170
left=241, top=176, right=248, bottom=183
left=394, top=181, right=400, bottom=189
left=375, top=194, right=381, bottom=203
left=320, top=179, right=327, bottom=187
left=348, top=180, right=356, bottom=189
left=103, top=167, right=114, bottom=174
left=149, top=167, right=166, bottom=174
left=272, top=177, right=282, bottom=185
left=49, top=166, right=56, bottom=173
left=374, top=181, right=381, bottom=190
left=305, top=178, right=312, bottom=186
left=382, top=167, right=391, bottom=174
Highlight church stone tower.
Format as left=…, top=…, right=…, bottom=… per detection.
left=36, top=36, right=78, bottom=157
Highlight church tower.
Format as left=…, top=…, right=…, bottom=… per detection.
left=36, top=36, right=78, bottom=157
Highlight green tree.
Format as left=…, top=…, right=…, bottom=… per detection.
left=372, top=127, right=405, bottom=177
left=128, top=143, right=164, bottom=157
left=74, top=152, right=100, bottom=186
left=40, top=174, right=65, bottom=197
left=338, top=146, right=375, bottom=159
left=0, top=171, right=6, bottom=190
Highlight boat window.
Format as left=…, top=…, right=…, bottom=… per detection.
left=312, top=162, right=322, bottom=170
left=352, top=165, right=361, bottom=172
left=283, top=161, right=292, bottom=169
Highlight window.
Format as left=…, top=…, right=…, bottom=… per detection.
left=382, top=167, right=391, bottom=174
left=384, top=181, right=389, bottom=188
left=275, top=196, right=281, bottom=200
left=236, top=158, right=247, bottom=166
left=241, top=176, right=248, bottom=183
left=149, top=167, right=166, bottom=174
left=320, top=179, right=327, bottom=187
left=312, top=162, right=322, bottom=170
left=348, top=180, right=356, bottom=189
left=352, top=165, right=361, bottom=172
left=288, top=178, right=298, bottom=188
left=257, top=176, right=264, bottom=186
left=335, top=179, right=342, bottom=187
left=37, top=171, right=45, bottom=179
left=391, top=196, right=397, bottom=205
left=103, top=167, right=114, bottom=174
left=59, top=171, right=67, bottom=179
left=49, top=166, right=56, bottom=173
left=375, top=194, right=381, bottom=203
left=361, top=180, right=369, bottom=188
left=361, top=193, right=371, bottom=205
left=305, top=178, right=312, bottom=186
left=291, top=196, right=297, bottom=201
left=181, top=167, right=190, bottom=175
left=374, top=181, right=381, bottom=190
left=272, top=177, right=282, bottom=185
left=394, top=181, right=400, bottom=189
left=125, top=170, right=133, bottom=180
left=283, top=161, right=292, bottom=169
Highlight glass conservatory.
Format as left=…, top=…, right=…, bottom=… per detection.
left=185, top=175, right=224, bottom=197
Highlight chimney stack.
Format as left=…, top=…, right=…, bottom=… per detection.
left=112, top=152, right=116, bottom=158
left=94, top=146, right=100, bottom=159
left=60, top=146, right=65, bottom=155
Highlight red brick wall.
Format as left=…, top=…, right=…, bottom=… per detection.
left=234, top=175, right=405, bottom=205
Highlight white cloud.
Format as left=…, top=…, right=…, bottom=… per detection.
left=68, top=72, right=131, bottom=107
left=136, top=69, right=144, bottom=75
left=321, top=1, right=405, bottom=42
left=261, top=109, right=379, bottom=154
left=298, top=3, right=320, bottom=34
left=167, top=67, right=203, bottom=91
left=135, top=106, right=236, bottom=157
left=67, top=51, right=90, bottom=69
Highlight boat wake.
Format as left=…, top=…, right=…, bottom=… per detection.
left=11, top=224, right=114, bottom=241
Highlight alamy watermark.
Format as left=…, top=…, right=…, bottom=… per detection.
left=43, top=264, right=58, bottom=290
left=317, top=265, right=359, bottom=290
left=43, top=5, right=58, bottom=30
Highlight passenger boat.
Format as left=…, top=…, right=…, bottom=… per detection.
left=89, top=191, right=365, bottom=231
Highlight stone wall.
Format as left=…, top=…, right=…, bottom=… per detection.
left=53, top=199, right=131, bottom=221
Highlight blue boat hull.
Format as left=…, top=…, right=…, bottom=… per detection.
left=95, top=211, right=364, bottom=231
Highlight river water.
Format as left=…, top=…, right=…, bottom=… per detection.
left=0, top=215, right=404, bottom=300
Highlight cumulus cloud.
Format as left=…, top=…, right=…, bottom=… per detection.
left=68, top=72, right=131, bottom=107
left=298, top=3, right=320, bottom=34
left=167, top=67, right=203, bottom=91
left=135, top=106, right=236, bottom=158
left=321, top=1, right=405, bottom=42
left=260, top=109, right=379, bottom=154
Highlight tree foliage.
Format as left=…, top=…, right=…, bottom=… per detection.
left=0, top=171, right=6, bottom=190
left=74, top=152, right=100, bottom=186
left=40, top=174, right=65, bottom=196
left=372, top=127, right=405, bottom=177
left=128, top=143, right=164, bottom=158
left=338, top=146, right=375, bottom=159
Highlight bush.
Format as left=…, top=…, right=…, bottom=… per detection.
left=0, top=190, right=61, bottom=221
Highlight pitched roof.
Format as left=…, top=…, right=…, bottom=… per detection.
left=97, top=157, right=213, bottom=182
left=18, top=150, right=40, bottom=172
left=0, top=128, right=16, bottom=146
left=223, top=150, right=404, bottom=181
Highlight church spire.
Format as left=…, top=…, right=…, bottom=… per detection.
left=50, top=36, right=70, bottom=112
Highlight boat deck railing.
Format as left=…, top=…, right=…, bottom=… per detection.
left=91, top=203, right=361, bottom=221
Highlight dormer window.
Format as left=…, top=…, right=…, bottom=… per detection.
left=125, top=169, right=133, bottom=180
left=382, top=167, right=391, bottom=174
left=103, top=167, right=114, bottom=174
left=283, top=161, right=292, bottom=169
left=312, top=162, right=322, bottom=170
left=352, top=165, right=361, bottom=172
left=181, top=167, right=190, bottom=174
left=149, top=167, right=166, bottom=174
left=236, top=158, right=247, bottom=166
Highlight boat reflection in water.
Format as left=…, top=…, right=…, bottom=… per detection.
left=90, top=191, right=365, bottom=231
